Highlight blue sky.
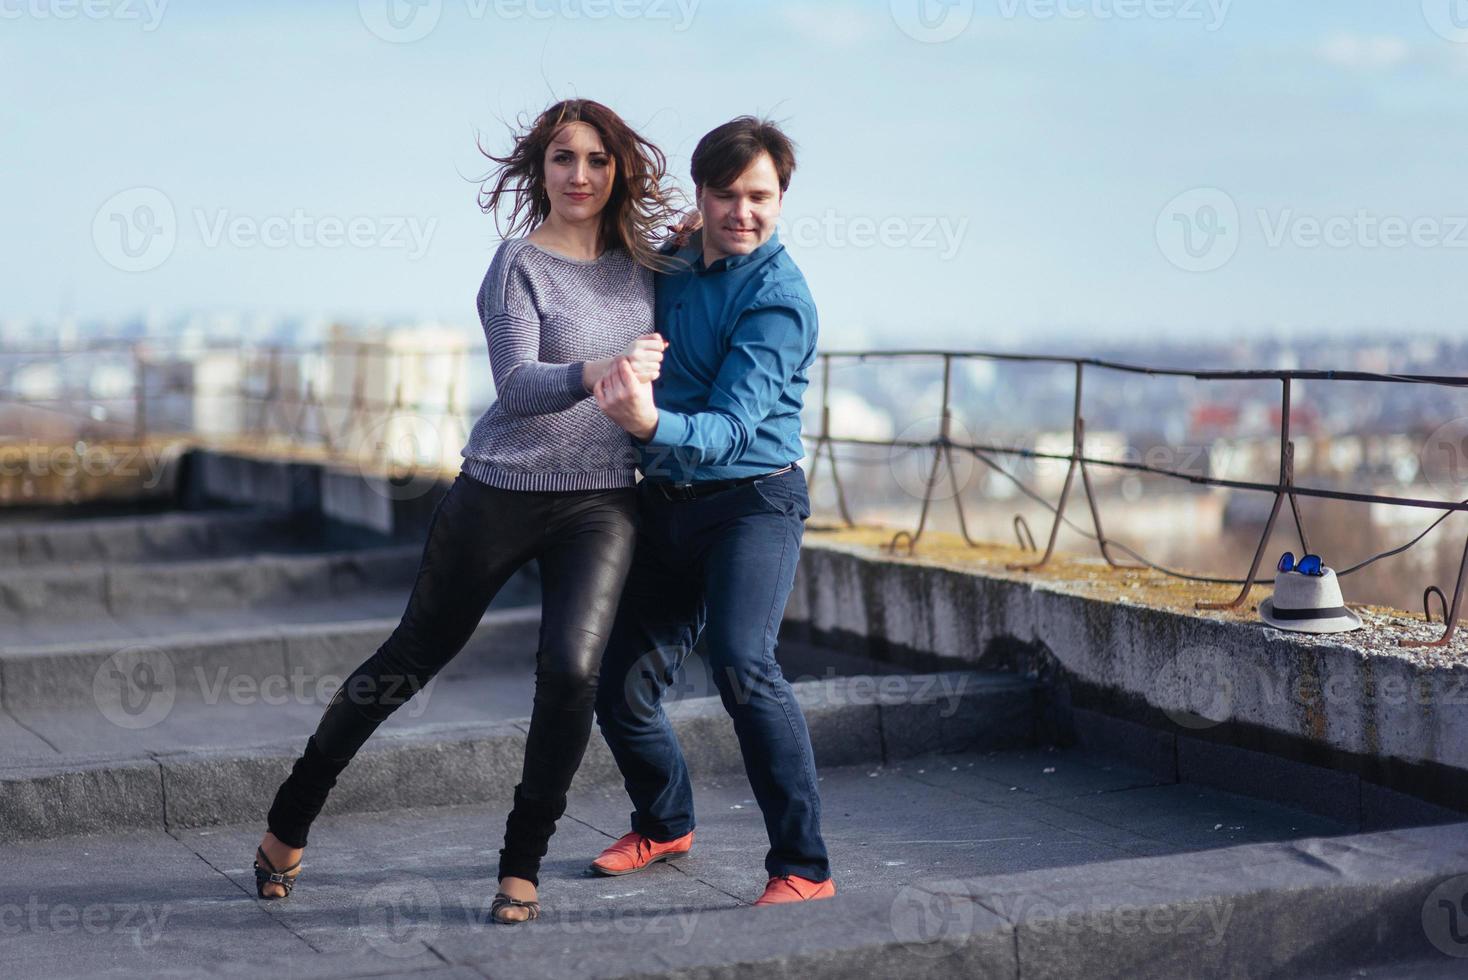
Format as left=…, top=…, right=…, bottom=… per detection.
left=4, top=0, right=1467, bottom=346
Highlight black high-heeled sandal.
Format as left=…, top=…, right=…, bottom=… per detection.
left=253, top=845, right=302, bottom=900
left=488, top=892, right=541, bottom=924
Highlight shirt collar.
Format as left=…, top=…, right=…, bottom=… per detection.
left=693, top=231, right=783, bottom=275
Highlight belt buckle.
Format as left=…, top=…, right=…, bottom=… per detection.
left=666, top=482, right=696, bottom=501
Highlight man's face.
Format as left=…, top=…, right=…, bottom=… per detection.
left=696, top=151, right=783, bottom=263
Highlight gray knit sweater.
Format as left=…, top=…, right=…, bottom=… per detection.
left=460, top=239, right=654, bottom=491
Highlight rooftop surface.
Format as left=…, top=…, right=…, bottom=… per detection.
left=1, top=496, right=1464, bottom=978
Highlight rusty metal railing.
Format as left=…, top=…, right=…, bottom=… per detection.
left=7, top=340, right=1468, bottom=648
left=0, top=339, right=476, bottom=465
left=802, top=350, right=1468, bottom=650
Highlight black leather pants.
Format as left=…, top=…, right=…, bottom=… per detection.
left=266, top=470, right=638, bottom=885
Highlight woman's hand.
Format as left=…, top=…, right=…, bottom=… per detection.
left=667, top=210, right=703, bottom=248
left=582, top=333, right=667, bottom=391
left=619, top=332, right=667, bottom=383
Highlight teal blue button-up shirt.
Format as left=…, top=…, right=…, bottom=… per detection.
left=635, top=232, right=818, bottom=483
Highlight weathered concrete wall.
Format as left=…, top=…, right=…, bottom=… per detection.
left=784, top=538, right=1468, bottom=812
left=185, top=449, right=450, bottom=541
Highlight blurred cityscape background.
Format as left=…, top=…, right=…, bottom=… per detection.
left=5, top=0, right=1468, bottom=615
left=6, top=324, right=1468, bottom=617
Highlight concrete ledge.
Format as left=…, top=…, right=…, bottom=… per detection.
left=787, top=539, right=1468, bottom=818
left=191, top=451, right=322, bottom=516
left=919, top=821, right=1468, bottom=979
left=0, top=758, right=164, bottom=840
left=119, top=819, right=1468, bottom=980
left=0, top=669, right=1032, bottom=841
left=158, top=723, right=532, bottom=831
left=186, top=448, right=453, bottom=541
left=441, top=888, right=1019, bottom=980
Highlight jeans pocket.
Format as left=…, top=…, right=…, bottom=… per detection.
left=752, top=476, right=810, bottom=521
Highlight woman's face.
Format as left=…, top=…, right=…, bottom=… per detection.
left=542, top=121, right=615, bottom=225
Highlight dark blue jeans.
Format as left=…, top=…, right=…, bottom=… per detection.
left=593, top=464, right=830, bottom=882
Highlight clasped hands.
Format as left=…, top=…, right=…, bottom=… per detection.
left=586, top=332, right=666, bottom=442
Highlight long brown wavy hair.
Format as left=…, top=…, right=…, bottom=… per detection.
left=476, top=99, right=684, bottom=272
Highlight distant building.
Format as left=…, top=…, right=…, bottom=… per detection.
left=323, top=323, right=473, bottom=471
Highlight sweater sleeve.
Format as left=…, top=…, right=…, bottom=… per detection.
left=478, top=246, right=590, bottom=418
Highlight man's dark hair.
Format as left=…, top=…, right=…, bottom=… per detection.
left=690, top=116, right=797, bottom=193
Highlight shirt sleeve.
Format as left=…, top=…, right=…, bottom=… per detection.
left=478, top=250, right=589, bottom=417
left=640, top=293, right=814, bottom=468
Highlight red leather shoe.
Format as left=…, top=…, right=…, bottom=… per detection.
left=753, top=873, right=836, bottom=905
left=588, top=830, right=694, bottom=876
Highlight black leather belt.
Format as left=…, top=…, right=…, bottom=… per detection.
left=647, top=464, right=795, bottom=502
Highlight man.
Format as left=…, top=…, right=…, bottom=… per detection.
left=589, top=116, right=833, bottom=906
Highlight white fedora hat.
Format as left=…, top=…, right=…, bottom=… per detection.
left=1260, top=566, right=1362, bottom=633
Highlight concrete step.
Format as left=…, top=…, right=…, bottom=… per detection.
left=1, top=750, right=1461, bottom=979
left=0, top=546, right=428, bottom=628
left=1305, top=961, right=1468, bottom=979
left=3, top=614, right=899, bottom=764
left=0, top=508, right=374, bottom=566
left=0, top=592, right=541, bottom=709
left=0, top=668, right=1036, bottom=841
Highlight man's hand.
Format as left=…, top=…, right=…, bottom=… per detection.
left=594, top=358, right=659, bottom=442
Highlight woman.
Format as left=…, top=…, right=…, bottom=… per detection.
left=251, top=99, right=683, bottom=925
